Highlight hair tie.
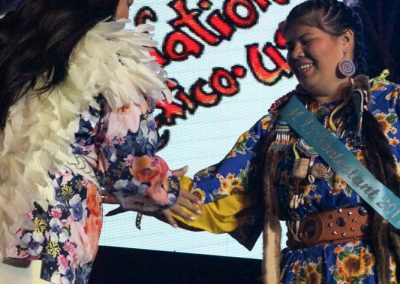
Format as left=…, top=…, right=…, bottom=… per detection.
left=341, top=0, right=361, bottom=8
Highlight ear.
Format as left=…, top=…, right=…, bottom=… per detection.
left=340, top=29, right=355, bottom=56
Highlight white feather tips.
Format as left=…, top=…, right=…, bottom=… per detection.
left=0, top=19, right=170, bottom=256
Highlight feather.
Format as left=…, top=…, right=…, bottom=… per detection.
left=0, top=19, right=170, bottom=259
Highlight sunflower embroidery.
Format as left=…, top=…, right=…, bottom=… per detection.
left=261, top=116, right=273, bottom=130
left=216, top=172, right=245, bottom=196
left=226, top=132, right=258, bottom=158
left=329, top=174, right=352, bottom=197
left=289, top=258, right=324, bottom=284
left=331, top=244, right=375, bottom=283
left=389, top=137, right=399, bottom=146
left=211, top=163, right=249, bottom=200
left=385, top=87, right=400, bottom=105
left=375, top=111, right=398, bottom=136
left=195, top=166, right=216, bottom=178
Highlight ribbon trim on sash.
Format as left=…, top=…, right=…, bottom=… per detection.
left=280, top=96, right=400, bottom=229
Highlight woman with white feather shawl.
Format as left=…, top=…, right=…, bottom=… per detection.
left=0, top=0, right=200, bottom=283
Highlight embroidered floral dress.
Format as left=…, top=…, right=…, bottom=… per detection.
left=0, top=21, right=176, bottom=284
left=180, top=83, right=399, bottom=283
left=11, top=96, right=172, bottom=283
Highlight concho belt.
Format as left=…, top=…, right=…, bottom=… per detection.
left=286, top=206, right=370, bottom=249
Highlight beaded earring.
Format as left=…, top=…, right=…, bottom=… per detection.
left=338, top=59, right=356, bottom=77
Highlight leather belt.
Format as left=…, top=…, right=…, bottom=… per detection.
left=286, top=206, right=371, bottom=249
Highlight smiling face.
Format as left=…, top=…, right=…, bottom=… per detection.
left=285, top=23, right=354, bottom=102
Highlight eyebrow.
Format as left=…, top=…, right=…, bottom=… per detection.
left=299, top=33, right=314, bottom=39
left=286, top=32, right=314, bottom=45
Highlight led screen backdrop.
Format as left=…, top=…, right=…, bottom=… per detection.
left=100, top=0, right=304, bottom=259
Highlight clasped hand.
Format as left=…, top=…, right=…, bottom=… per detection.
left=101, top=161, right=201, bottom=228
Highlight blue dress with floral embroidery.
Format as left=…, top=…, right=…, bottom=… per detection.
left=190, top=83, right=399, bottom=283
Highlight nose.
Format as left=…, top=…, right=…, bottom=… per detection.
left=288, top=42, right=304, bottom=60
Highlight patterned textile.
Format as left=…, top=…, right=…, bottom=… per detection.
left=0, top=21, right=174, bottom=283
left=9, top=95, right=167, bottom=283
left=182, top=83, right=399, bottom=283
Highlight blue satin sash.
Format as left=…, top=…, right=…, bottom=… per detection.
left=280, top=96, right=400, bottom=229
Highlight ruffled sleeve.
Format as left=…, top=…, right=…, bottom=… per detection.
left=73, top=96, right=179, bottom=212
left=71, top=21, right=178, bottom=213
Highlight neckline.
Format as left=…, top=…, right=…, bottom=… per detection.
left=309, top=99, right=344, bottom=109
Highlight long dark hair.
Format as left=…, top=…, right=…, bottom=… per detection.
left=259, top=1, right=400, bottom=282
left=0, top=0, right=119, bottom=129
left=0, top=0, right=19, bottom=14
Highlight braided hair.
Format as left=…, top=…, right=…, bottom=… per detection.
left=257, top=1, right=400, bottom=282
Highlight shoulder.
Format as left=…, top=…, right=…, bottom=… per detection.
left=368, top=82, right=400, bottom=113
left=268, top=91, right=297, bottom=113
left=250, top=91, right=297, bottom=133
left=369, top=82, right=400, bottom=103
left=369, top=82, right=400, bottom=96
left=68, top=21, right=171, bottom=109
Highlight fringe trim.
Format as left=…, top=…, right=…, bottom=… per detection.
left=0, top=20, right=171, bottom=259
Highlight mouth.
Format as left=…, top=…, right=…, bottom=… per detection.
left=296, top=63, right=314, bottom=76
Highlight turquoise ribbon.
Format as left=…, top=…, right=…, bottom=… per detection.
left=280, top=96, right=400, bottom=229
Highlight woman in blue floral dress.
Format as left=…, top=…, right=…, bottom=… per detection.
left=173, top=1, right=400, bottom=283
left=0, top=0, right=199, bottom=283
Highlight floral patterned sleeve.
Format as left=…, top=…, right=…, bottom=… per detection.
left=175, top=114, right=273, bottom=249
left=74, top=95, right=179, bottom=213
left=369, top=83, right=400, bottom=159
left=193, top=114, right=272, bottom=202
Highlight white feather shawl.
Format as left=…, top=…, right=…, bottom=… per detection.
left=0, top=20, right=171, bottom=259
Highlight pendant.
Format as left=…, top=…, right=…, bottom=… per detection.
left=307, top=174, right=316, bottom=184
left=297, top=138, right=318, bottom=157
left=292, top=158, right=310, bottom=179
left=310, top=163, right=331, bottom=179
left=271, top=121, right=290, bottom=151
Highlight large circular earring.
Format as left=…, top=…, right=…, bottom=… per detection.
left=338, top=59, right=356, bottom=77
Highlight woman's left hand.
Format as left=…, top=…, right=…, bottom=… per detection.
left=101, top=165, right=202, bottom=226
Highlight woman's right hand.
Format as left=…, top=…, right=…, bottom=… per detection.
left=162, top=188, right=202, bottom=228
left=103, top=163, right=202, bottom=228
left=161, top=166, right=202, bottom=227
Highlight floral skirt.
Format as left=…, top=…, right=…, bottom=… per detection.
left=6, top=170, right=103, bottom=284
left=280, top=241, right=397, bottom=283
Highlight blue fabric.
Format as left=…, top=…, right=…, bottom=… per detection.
left=281, top=95, right=400, bottom=229
left=192, top=83, right=400, bottom=283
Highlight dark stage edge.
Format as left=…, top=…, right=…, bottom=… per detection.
left=90, top=246, right=262, bottom=284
